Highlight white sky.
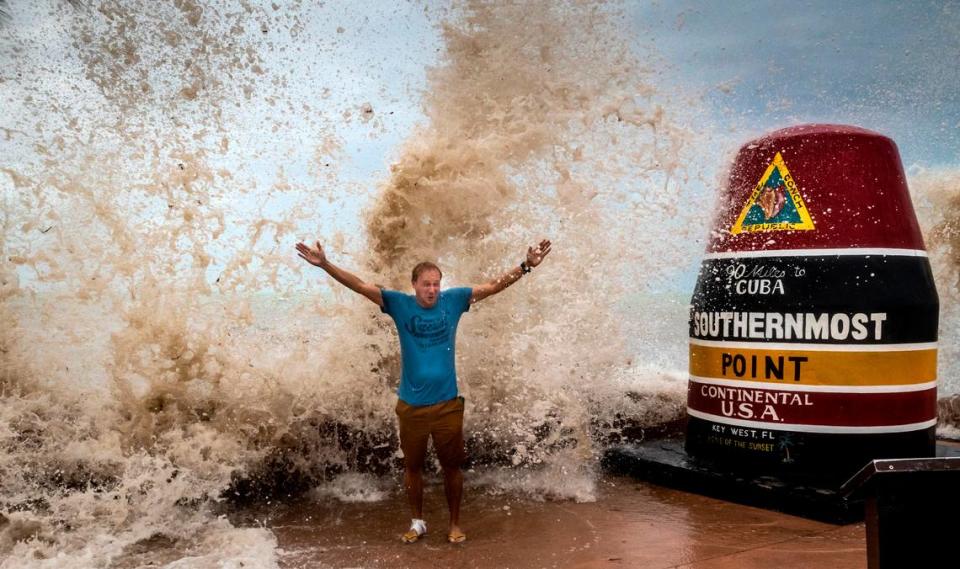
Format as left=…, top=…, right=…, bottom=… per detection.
left=631, top=0, right=959, bottom=166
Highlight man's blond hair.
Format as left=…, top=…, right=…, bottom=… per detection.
left=411, top=261, right=442, bottom=283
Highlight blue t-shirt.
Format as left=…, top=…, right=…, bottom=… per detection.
left=380, top=287, right=473, bottom=406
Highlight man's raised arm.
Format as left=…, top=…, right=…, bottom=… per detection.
left=470, top=239, right=552, bottom=304
left=295, top=240, right=383, bottom=307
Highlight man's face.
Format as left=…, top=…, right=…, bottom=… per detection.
left=412, top=269, right=441, bottom=308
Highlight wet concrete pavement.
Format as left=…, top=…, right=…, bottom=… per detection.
left=257, top=475, right=866, bottom=569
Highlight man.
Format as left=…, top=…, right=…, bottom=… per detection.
left=295, top=238, right=552, bottom=544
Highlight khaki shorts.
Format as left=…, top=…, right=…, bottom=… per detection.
left=396, top=396, right=466, bottom=470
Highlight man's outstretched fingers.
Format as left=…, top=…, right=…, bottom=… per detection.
left=526, top=238, right=552, bottom=267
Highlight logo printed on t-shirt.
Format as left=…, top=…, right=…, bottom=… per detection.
left=404, top=314, right=450, bottom=348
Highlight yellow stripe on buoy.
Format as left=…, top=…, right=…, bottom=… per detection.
left=689, top=343, right=936, bottom=386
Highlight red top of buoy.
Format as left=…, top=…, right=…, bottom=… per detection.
left=707, top=124, right=925, bottom=254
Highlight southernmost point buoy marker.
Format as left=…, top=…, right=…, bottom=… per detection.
left=603, top=124, right=951, bottom=523
left=687, top=124, right=938, bottom=474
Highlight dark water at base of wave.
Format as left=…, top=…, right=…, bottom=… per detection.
left=224, top=395, right=686, bottom=504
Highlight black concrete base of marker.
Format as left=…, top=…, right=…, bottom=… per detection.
left=602, top=438, right=960, bottom=525
left=841, top=457, right=960, bottom=569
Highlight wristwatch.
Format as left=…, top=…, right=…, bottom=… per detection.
left=520, top=261, right=531, bottom=274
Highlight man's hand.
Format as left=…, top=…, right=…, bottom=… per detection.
left=296, top=241, right=328, bottom=268
left=470, top=238, right=553, bottom=304
left=296, top=240, right=383, bottom=307
left=526, top=239, right=552, bottom=268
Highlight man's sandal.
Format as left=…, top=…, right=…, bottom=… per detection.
left=401, top=519, right=427, bottom=543
left=447, top=529, right=466, bottom=543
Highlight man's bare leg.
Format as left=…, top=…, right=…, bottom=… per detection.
left=443, top=465, right=465, bottom=542
left=400, top=464, right=427, bottom=543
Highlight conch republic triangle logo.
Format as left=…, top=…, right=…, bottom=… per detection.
left=730, top=152, right=815, bottom=234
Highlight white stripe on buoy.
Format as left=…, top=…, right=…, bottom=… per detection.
left=686, top=408, right=937, bottom=434
left=702, top=248, right=927, bottom=260
left=689, top=338, right=937, bottom=352
left=688, top=375, right=938, bottom=393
